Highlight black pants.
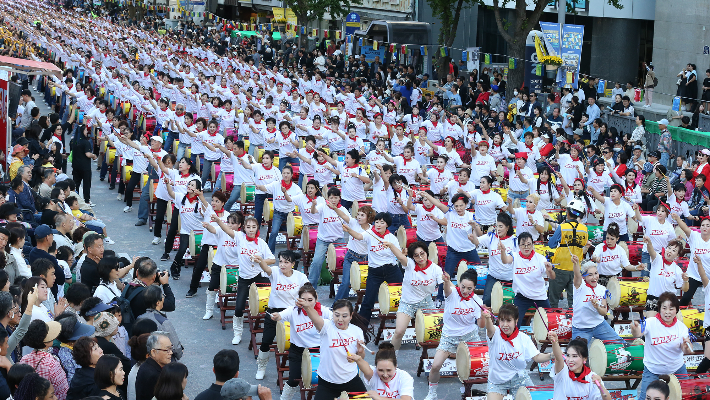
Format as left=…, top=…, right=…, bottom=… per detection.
left=314, top=375, right=367, bottom=400
left=234, top=274, right=270, bottom=318
left=208, top=262, right=223, bottom=291
left=73, top=166, right=92, bottom=202
left=154, top=199, right=169, bottom=238
left=124, top=171, right=142, bottom=207
left=164, top=209, right=179, bottom=254
left=189, top=244, right=212, bottom=292
left=680, top=277, right=703, bottom=306
left=359, top=264, right=403, bottom=322
left=286, top=344, right=308, bottom=387
left=642, top=194, right=661, bottom=212
left=260, top=307, right=286, bottom=352
left=170, top=233, right=189, bottom=278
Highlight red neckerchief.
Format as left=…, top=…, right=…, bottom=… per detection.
left=371, top=227, right=387, bottom=239
left=186, top=194, right=198, bottom=203
left=585, top=280, right=597, bottom=291
left=317, top=159, right=327, bottom=165
left=676, top=197, right=682, bottom=205
left=245, top=234, right=259, bottom=243
left=432, top=121, right=438, bottom=127
left=180, top=172, right=190, bottom=178
left=279, top=130, right=289, bottom=140
left=459, top=181, right=466, bottom=187
left=382, top=371, right=397, bottom=389
left=498, top=234, right=512, bottom=241
left=434, top=166, right=445, bottom=174
left=527, top=209, right=535, bottom=214
left=100, top=109, right=106, bottom=114
left=568, top=365, right=592, bottom=384
left=263, top=164, right=273, bottom=170
left=500, top=327, right=519, bottom=347
left=282, top=180, right=293, bottom=190
left=525, top=143, right=533, bottom=150
left=519, top=250, right=535, bottom=261
left=481, top=189, right=491, bottom=194
left=208, top=131, right=217, bottom=137
left=456, top=286, right=473, bottom=301
left=394, top=187, right=404, bottom=196
left=349, top=135, right=359, bottom=141
left=423, top=204, right=436, bottom=212
left=306, top=195, right=316, bottom=204
left=306, top=147, right=315, bottom=154
left=176, top=111, right=185, bottom=117
left=571, top=156, right=580, bottom=162
left=655, top=312, right=678, bottom=328
left=221, top=84, right=227, bottom=88
left=151, top=148, right=161, bottom=153
left=186, top=121, right=194, bottom=128
left=603, top=241, right=616, bottom=252
left=87, top=96, right=95, bottom=101
left=214, top=208, right=225, bottom=216
left=661, top=248, right=673, bottom=266
left=626, top=183, right=634, bottom=193
left=298, top=301, right=323, bottom=316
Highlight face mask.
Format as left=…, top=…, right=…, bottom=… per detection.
left=514, top=90, right=518, bottom=96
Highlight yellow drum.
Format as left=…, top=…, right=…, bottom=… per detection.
left=148, top=181, right=159, bottom=202
left=248, top=283, right=271, bottom=316
left=276, top=321, right=290, bottom=353
left=606, top=278, right=648, bottom=309
left=263, top=199, right=274, bottom=222
left=122, top=165, right=133, bottom=183
left=287, top=212, right=303, bottom=237
left=349, top=262, right=368, bottom=291
left=415, top=309, right=444, bottom=344
left=678, top=308, right=705, bottom=335
left=492, top=187, right=507, bottom=203
left=378, top=283, right=402, bottom=315
left=273, top=157, right=280, bottom=167
left=100, top=140, right=107, bottom=154
left=106, top=147, right=116, bottom=165
left=257, top=148, right=265, bottom=162
left=544, top=210, right=564, bottom=232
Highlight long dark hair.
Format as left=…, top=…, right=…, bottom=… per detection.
left=331, top=299, right=373, bottom=344
left=180, top=179, right=203, bottom=215
left=13, top=373, right=51, bottom=400
left=537, top=167, right=555, bottom=200
left=154, top=362, right=189, bottom=400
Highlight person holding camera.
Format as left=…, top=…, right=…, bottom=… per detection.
left=122, top=258, right=174, bottom=335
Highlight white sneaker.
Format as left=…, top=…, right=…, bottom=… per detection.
left=89, top=202, right=97, bottom=207
left=152, top=237, right=161, bottom=245
left=104, top=237, right=115, bottom=245
left=424, top=386, right=437, bottom=400
left=123, top=206, right=132, bottom=212
left=117, top=194, right=123, bottom=201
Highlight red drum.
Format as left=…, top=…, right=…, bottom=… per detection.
left=435, top=245, right=447, bottom=269
left=455, top=342, right=490, bottom=380
left=327, top=243, right=348, bottom=271
left=669, top=375, right=710, bottom=400
left=542, top=309, right=573, bottom=340
left=397, top=228, right=418, bottom=249
left=144, top=117, right=157, bottom=133
left=224, top=128, right=237, bottom=138
left=676, top=257, right=689, bottom=272
left=627, top=242, right=642, bottom=265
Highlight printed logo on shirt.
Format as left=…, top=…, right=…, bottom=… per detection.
left=296, top=321, right=314, bottom=332
left=651, top=335, right=678, bottom=345
left=608, top=212, right=624, bottom=219
left=409, top=278, right=435, bottom=287
left=452, top=307, right=476, bottom=316
left=451, top=222, right=469, bottom=230
left=275, top=283, right=300, bottom=291
left=657, top=266, right=675, bottom=278
left=516, top=265, right=537, bottom=274
left=330, top=336, right=357, bottom=348
left=695, top=249, right=710, bottom=255
left=600, top=255, right=620, bottom=263
left=497, top=351, right=521, bottom=361
left=377, top=388, right=400, bottom=398
left=477, top=200, right=492, bottom=206
left=650, top=229, right=668, bottom=236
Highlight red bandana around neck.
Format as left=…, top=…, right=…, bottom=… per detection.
left=298, top=302, right=323, bottom=316
left=281, top=180, right=293, bottom=190
left=371, top=227, right=387, bottom=239
left=480, top=189, right=491, bottom=194
left=245, top=234, right=259, bottom=243
left=568, top=365, right=592, bottom=384
left=500, top=327, right=519, bottom=347
left=603, top=241, right=616, bottom=252
left=655, top=312, right=678, bottom=328
left=186, top=194, right=198, bottom=203
left=456, top=286, right=473, bottom=301
left=661, top=248, right=673, bottom=266
left=423, top=204, right=436, bottom=212
left=414, top=260, right=432, bottom=274
left=519, top=250, right=535, bottom=261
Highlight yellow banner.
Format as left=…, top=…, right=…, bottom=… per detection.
left=272, top=7, right=285, bottom=20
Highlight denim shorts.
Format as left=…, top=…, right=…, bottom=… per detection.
left=487, top=373, right=534, bottom=395
left=437, top=329, right=480, bottom=353
left=397, top=296, right=434, bottom=318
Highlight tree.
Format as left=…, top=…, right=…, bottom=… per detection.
left=427, top=0, right=477, bottom=78
left=283, top=0, right=362, bottom=49
left=490, top=0, right=622, bottom=99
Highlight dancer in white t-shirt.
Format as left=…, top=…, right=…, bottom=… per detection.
left=350, top=342, right=414, bottom=400
left=688, top=255, right=710, bottom=374
left=549, top=335, right=610, bottom=400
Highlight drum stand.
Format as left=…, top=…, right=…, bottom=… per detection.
left=460, top=378, right=489, bottom=400
left=416, top=342, right=439, bottom=377
left=374, top=313, right=416, bottom=345
left=328, top=269, right=342, bottom=298
left=216, top=291, right=239, bottom=330
left=248, top=312, right=266, bottom=359
left=297, top=383, right=316, bottom=400
left=274, top=348, right=290, bottom=391
left=609, top=306, right=643, bottom=325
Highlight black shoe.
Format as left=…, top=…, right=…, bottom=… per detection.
left=109, top=185, right=115, bottom=190
left=185, top=289, right=197, bottom=298
left=161, top=253, right=170, bottom=261
left=172, top=275, right=180, bottom=280
left=135, top=219, right=147, bottom=226
left=99, top=177, right=105, bottom=181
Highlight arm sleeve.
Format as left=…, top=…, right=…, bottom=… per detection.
left=548, top=226, right=562, bottom=248
left=6, top=313, right=31, bottom=360
left=161, top=284, right=176, bottom=312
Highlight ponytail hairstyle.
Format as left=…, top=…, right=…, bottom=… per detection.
left=375, top=342, right=397, bottom=367
left=496, top=212, right=514, bottom=237
left=331, top=299, right=373, bottom=344
left=298, top=282, right=318, bottom=300
left=181, top=179, right=204, bottom=214
left=179, top=157, right=199, bottom=176
left=389, top=174, right=408, bottom=200
left=227, top=212, right=245, bottom=232
left=606, top=222, right=620, bottom=240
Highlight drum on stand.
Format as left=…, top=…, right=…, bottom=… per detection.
left=287, top=212, right=303, bottom=237
left=188, top=231, right=203, bottom=256
left=606, top=278, right=648, bottom=309
left=301, top=228, right=318, bottom=252
left=378, top=283, right=402, bottom=315
left=678, top=308, right=705, bottom=336
left=327, top=244, right=348, bottom=271
left=263, top=199, right=274, bottom=222
left=301, top=349, right=321, bottom=388
left=241, top=184, right=256, bottom=203
left=397, top=227, right=418, bottom=249
left=276, top=321, right=290, bottom=353
left=414, top=309, right=444, bottom=344
left=668, top=374, right=710, bottom=400
left=491, top=281, right=515, bottom=313
left=589, top=339, right=644, bottom=376
left=219, top=265, right=239, bottom=294
left=248, top=283, right=271, bottom=316
left=455, top=341, right=490, bottom=381
left=532, top=308, right=573, bottom=342
left=349, top=262, right=368, bottom=291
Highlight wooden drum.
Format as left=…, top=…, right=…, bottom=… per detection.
left=589, top=339, right=644, bottom=376
left=532, top=308, right=573, bottom=342
left=607, top=277, right=648, bottom=309
left=301, top=349, right=321, bottom=388
left=455, top=341, right=490, bottom=381
left=349, top=262, right=368, bottom=291
left=378, top=283, right=402, bottom=315
left=276, top=321, right=290, bottom=353
left=414, top=309, right=444, bottom=344
left=248, top=283, right=271, bottom=316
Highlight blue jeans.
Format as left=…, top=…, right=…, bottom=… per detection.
left=176, top=142, right=189, bottom=162
left=279, top=156, right=299, bottom=172
left=137, top=178, right=153, bottom=222
left=358, top=264, right=403, bottom=322
left=483, top=276, right=512, bottom=307
left=267, top=210, right=288, bottom=253
left=334, top=249, right=368, bottom=301
left=507, top=190, right=529, bottom=203
left=215, top=171, right=223, bottom=193
left=308, top=237, right=343, bottom=288
left=638, top=365, right=687, bottom=400
left=571, top=321, right=624, bottom=346
left=513, top=294, right=550, bottom=327
left=439, top=247, right=480, bottom=301
left=254, top=193, right=269, bottom=227
left=201, top=159, right=218, bottom=187
left=163, top=131, right=178, bottom=153
left=388, top=214, right=411, bottom=235
left=225, top=184, right=242, bottom=212
left=641, top=251, right=650, bottom=277
left=340, top=199, right=354, bottom=211
left=660, top=152, right=670, bottom=170
left=248, top=143, right=262, bottom=157
left=416, top=235, right=443, bottom=249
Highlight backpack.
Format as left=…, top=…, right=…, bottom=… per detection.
left=118, top=284, right=145, bottom=337
left=653, top=76, right=658, bottom=87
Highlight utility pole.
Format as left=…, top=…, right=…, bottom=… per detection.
left=558, top=0, right=565, bottom=24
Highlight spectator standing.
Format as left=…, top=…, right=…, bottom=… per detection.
left=135, top=331, right=172, bottom=400
left=643, top=63, right=656, bottom=108
left=657, top=119, right=672, bottom=168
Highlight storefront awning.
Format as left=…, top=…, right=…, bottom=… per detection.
left=0, top=55, right=62, bottom=79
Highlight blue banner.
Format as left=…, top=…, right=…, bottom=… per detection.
left=538, top=21, right=561, bottom=56
left=345, top=12, right=360, bottom=36
left=360, top=46, right=385, bottom=64
left=560, top=24, right=584, bottom=89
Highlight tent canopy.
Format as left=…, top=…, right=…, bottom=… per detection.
left=0, top=55, right=62, bottom=79
left=235, top=31, right=296, bottom=40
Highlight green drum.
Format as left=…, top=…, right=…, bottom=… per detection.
left=491, top=282, right=515, bottom=313
left=220, top=266, right=239, bottom=294
left=241, top=184, right=256, bottom=203
left=588, top=226, right=604, bottom=243
left=189, top=232, right=203, bottom=256
left=589, top=339, right=644, bottom=375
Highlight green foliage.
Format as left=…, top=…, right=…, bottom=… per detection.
left=284, top=0, right=361, bottom=24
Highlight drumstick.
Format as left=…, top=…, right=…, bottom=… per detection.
left=336, top=332, right=352, bottom=357
left=360, top=342, right=376, bottom=355
left=533, top=301, right=550, bottom=332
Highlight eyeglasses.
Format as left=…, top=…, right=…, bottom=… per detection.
left=413, top=251, right=427, bottom=258
left=520, top=242, right=534, bottom=248
left=155, top=346, right=174, bottom=353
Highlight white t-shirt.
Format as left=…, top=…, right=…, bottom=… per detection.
left=640, top=215, right=676, bottom=253
left=479, top=233, right=517, bottom=281
left=442, top=289, right=481, bottom=337
left=252, top=164, right=282, bottom=195
left=439, top=148, right=463, bottom=172
left=232, top=152, right=256, bottom=186
left=174, top=194, right=207, bottom=234
left=236, top=232, right=275, bottom=279
left=552, top=365, right=603, bottom=400
left=415, top=205, right=445, bottom=241
left=668, top=193, right=691, bottom=225
left=372, top=179, right=389, bottom=213
left=201, top=209, right=228, bottom=247
left=338, top=164, right=367, bottom=202
left=401, top=258, right=444, bottom=304
left=487, top=326, right=540, bottom=384
left=472, top=190, right=506, bottom=225
left=268, top=268, right=309, bottom=308
left=558, top=154, right=585, bottom=189
left=95, top=282, right=120, bottom=304
left=364, top=230, right=399, bottom=268
left=602, top=198, right=634, bottom=236
left=365, top=368, right=414, bottom=399
left=592, top=244, right=629, bottom=276
left=647, top=256, right=685, bottom=297
left=281, top=305, right=333, bottom=349
left=298, top=149, right=316, bottom=175
left=155, top=169, right=178, bottom=202
left=316, top=203, right=347, bottom=242
left=291, top=194, right=323, bottom=226
left=642, top=316, right=690, bottom=375
left=446, top=210, right=476, bottom=252
left=317, top=319, right=365, bottom=384
left=264, top=181, right=300, bottom=213
left=386, top=187, right=410, bottom=215
left=469, top=153, right=496, bottom=185
left=508, top=166, right=534, bottom=192
left=686, top=231, right=710, bottom=282
left=310, top=159, right=337, bottom=187
left=514, top=208, right=545, bottom=241
left=426, top=168, right=453, bottom=195
left=704, top=285, right=710, bottom=329
left=534, top=179, right=560, bottom=211
left=393, top=157, right=421, bottom=186
left=446, top=180, right=476, bottom=205
left=346, top=220, right=370, bottom=255
left=213, top=229, right=241, bottom=268
left=391, top=136, right=411, bottom=157
left=572, top=283, right=606, bottom=329
left=512, top=251, right=548, bottom=300
left=586, top=170, right=613, bottom=195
